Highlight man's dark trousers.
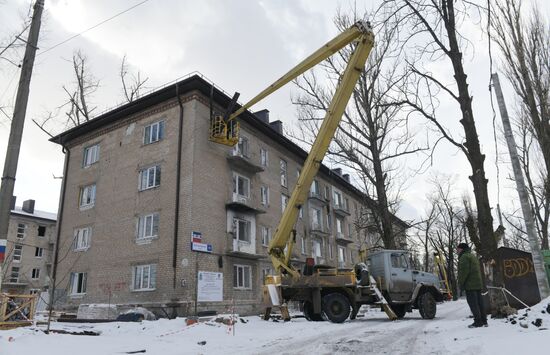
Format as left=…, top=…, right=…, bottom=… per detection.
left=465, top=290, right=487, bottom=325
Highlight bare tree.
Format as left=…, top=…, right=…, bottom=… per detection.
left=293, top=11, right=427, bottom=249
left=33, top=50, right=99, bottom=137
left=490, top=0, right=550, bottom=250
left=382, top=1, right=503, bottom=290
left=120, top=54, right=148, bottom=103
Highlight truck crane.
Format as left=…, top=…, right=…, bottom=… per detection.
left=210, top=20, right=445, bottom=323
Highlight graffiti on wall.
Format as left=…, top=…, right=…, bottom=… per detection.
left=503, top=257, right=535, bottom=279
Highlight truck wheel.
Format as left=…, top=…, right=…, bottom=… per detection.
left=303, top=301, right=324, bottom=322
left=391, top=304, right=406, bottom=319
left=418, top=292, right=436, bottom=319
left=322, top=293, right=350, bottom=323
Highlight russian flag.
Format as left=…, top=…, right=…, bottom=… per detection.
left=0, top=239, right=6, bottom=263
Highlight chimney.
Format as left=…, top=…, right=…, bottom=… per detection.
left=254, top=109, right=270, bottom=124
left=342, top=174, right=350, bottom=182
left=10, top=196, right=16, bottom=210
left=332, top=168, right=342, bottom=176
left=22, top=199, right=35, bottom=214
left=270, top=120, right=283, bottom=135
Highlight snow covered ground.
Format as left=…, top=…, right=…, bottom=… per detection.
left=1, top=298, right=549, bottom=355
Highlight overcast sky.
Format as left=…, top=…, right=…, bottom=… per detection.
left=0, top=0, right=549, bottom=225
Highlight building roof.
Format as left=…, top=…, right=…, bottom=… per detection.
left=50, top=74, right=409, bottom=229
left=11, top=206, right=57, bottom=222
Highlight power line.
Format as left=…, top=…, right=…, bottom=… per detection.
left=38, top=0, right=151, bottom=57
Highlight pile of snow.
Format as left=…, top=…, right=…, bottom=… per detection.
left=503, top=296, right=550, bottom=330
left=120, top=306, right=157, bottom=321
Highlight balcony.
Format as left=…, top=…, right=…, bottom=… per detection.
left=308, top=191, right=327, bottom=205
left=310, top=222, right=329, bottom=236
left=226, top=150, right=264, bottom=174
left=335, top=232, right=354, bottom=244
left=333, top=202, right=350, bottom=216
left=227, top=238, right=264, bottom=260
left=226, top=193, right=265, bottom=214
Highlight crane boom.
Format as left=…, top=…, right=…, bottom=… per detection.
left=210, top=20, right=374, bottom=277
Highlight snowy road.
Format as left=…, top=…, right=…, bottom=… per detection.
left=2, top=299, right=549, bottom=355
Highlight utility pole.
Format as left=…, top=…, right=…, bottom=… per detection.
left=491, top=73, right=550, bottom=298
left=0, top=0, right=44, bottom=291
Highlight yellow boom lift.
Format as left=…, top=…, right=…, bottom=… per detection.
left=210, top=21, right=407, bottom=322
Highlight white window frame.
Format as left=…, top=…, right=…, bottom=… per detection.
left=336, top=217, right=344, bottom=235
left=79, top=184, right=96, bottom=209
left=312, top=239, right=322, bottom=258
left=143, top=120, right=165, bottom=145
left=301, top=236, right=307, bottom=255
left=233, top=218, right=251, bottom=243
left=280, top=159, right=287, bottom=187
left=234, top=136, right=250, bottom=157
left=73, top=227, right=91, bottom=251
left=232, top=173, right=250, bottom=198
left=261, top=226, right=271, bottom=246
left=260, top=185, right=270, bottom=206
left=35, top=247, right=43, bottom=258
left=260, top=148, right=268, bottom=167
left=338, top=246, right=346, bottom=263
left=310, top=180, right=320, bottom=196
left=70, top=272, right=87, bottom=295
left=13, top=244, right=22, bottom=262
left=16, top=223, right=27, bottom=239
left=329, top=243, right=334, bottom=259
left=139, top=165, right=161, bottom=190
left=233, top=264, right=252, bottom=290
left=333, top=189, right=344, bottom=208
left=310, top=207, right=322, bottom=230
left=9, top=266, right=20, bottom=283
left=83, top=144, right=100, bottom=167
left=31, top=268, right=40, bottom=280
left=133, top=264, right=157, bottom=291
left=137, top=213, right=160, bottom=241
left=281, top=194, right=289, bottom=213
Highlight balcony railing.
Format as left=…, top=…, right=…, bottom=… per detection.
left=227, top=150, right=264, bottom=173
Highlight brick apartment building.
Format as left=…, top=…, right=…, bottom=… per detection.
left=50, top=74, right=408, bottom=316
left=1, top=198, right=56, bottom=295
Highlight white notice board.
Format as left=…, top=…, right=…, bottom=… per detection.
left=197, top=271, right=223, bottom=302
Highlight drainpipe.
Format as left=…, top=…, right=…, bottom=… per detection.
left=46, top=144, right=70, bottom=333
left=173, top=84, right=184, bottom=289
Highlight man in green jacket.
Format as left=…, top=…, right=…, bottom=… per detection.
left=457, top=243, right=487, bottom=328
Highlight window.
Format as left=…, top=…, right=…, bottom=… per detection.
left=349, top=223, right=353, bottom=238
left=79, top=184, right=96, bottom=208
left=29, top=289, right=41, bottom=295
left=133, top=264, right=157, bottom=291
left=391, top=253, right=409, bottom=269
left=35, top=247, right=43, bottom=258
left=301, top=236, right=306, bottom=255
left=344, top=197, right=349, bottom=211
left=234, top=136, right=249, bottom=157
left=139, top=165, right=161, bottom=190
left=233, top=218, right=251, bottom=243
left=261, top=226, right=271, bottom=246
left=329, top=243, right=334, bottom=259
left=144, top=120, right=165, bottom=144
left=260, top=148, right=268, bottom=167
left=327, top=213, right=332, bottom=229
left=137, top=213, right=160, bottom=240
left=281, top=194, right=289, bottom=213
left=232, top=173, right=250, bottom=198
left=299, top=206, right=303, bottom=219
left=260, top=186, right=269, bottom=206
left=325, top=186, right=330, bottom=199
left=310, top=207, right=322, bottom=230
left=70, top=272, right=87, bottom=295
left=336, top=218, right=344, bottom=236
left=16, top=223, right=27, bottom=239
left=31, top=268, right=40, bottom=279
left=338, top=246, right=346, bottom=263
left=310, top=180, right=320, bottom=197
left=73, top=227, right=91, bottom=251
left=38, top=225, right=46, bottom=237
left=333, top=189, right=343, bottom=208
left=83, top=144, right=100, bottom=167
left=13, top=245, right=22, bottom=262
left=280, top=159, right=287, bottom=187
left=9, top=267, right=20, bottom=283
left=312, top=239, right=322, bottom=257
left=233, top=264, right=251, bottom=289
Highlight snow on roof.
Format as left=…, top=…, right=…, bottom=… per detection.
left=11, top=206, right=57, bottom=221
